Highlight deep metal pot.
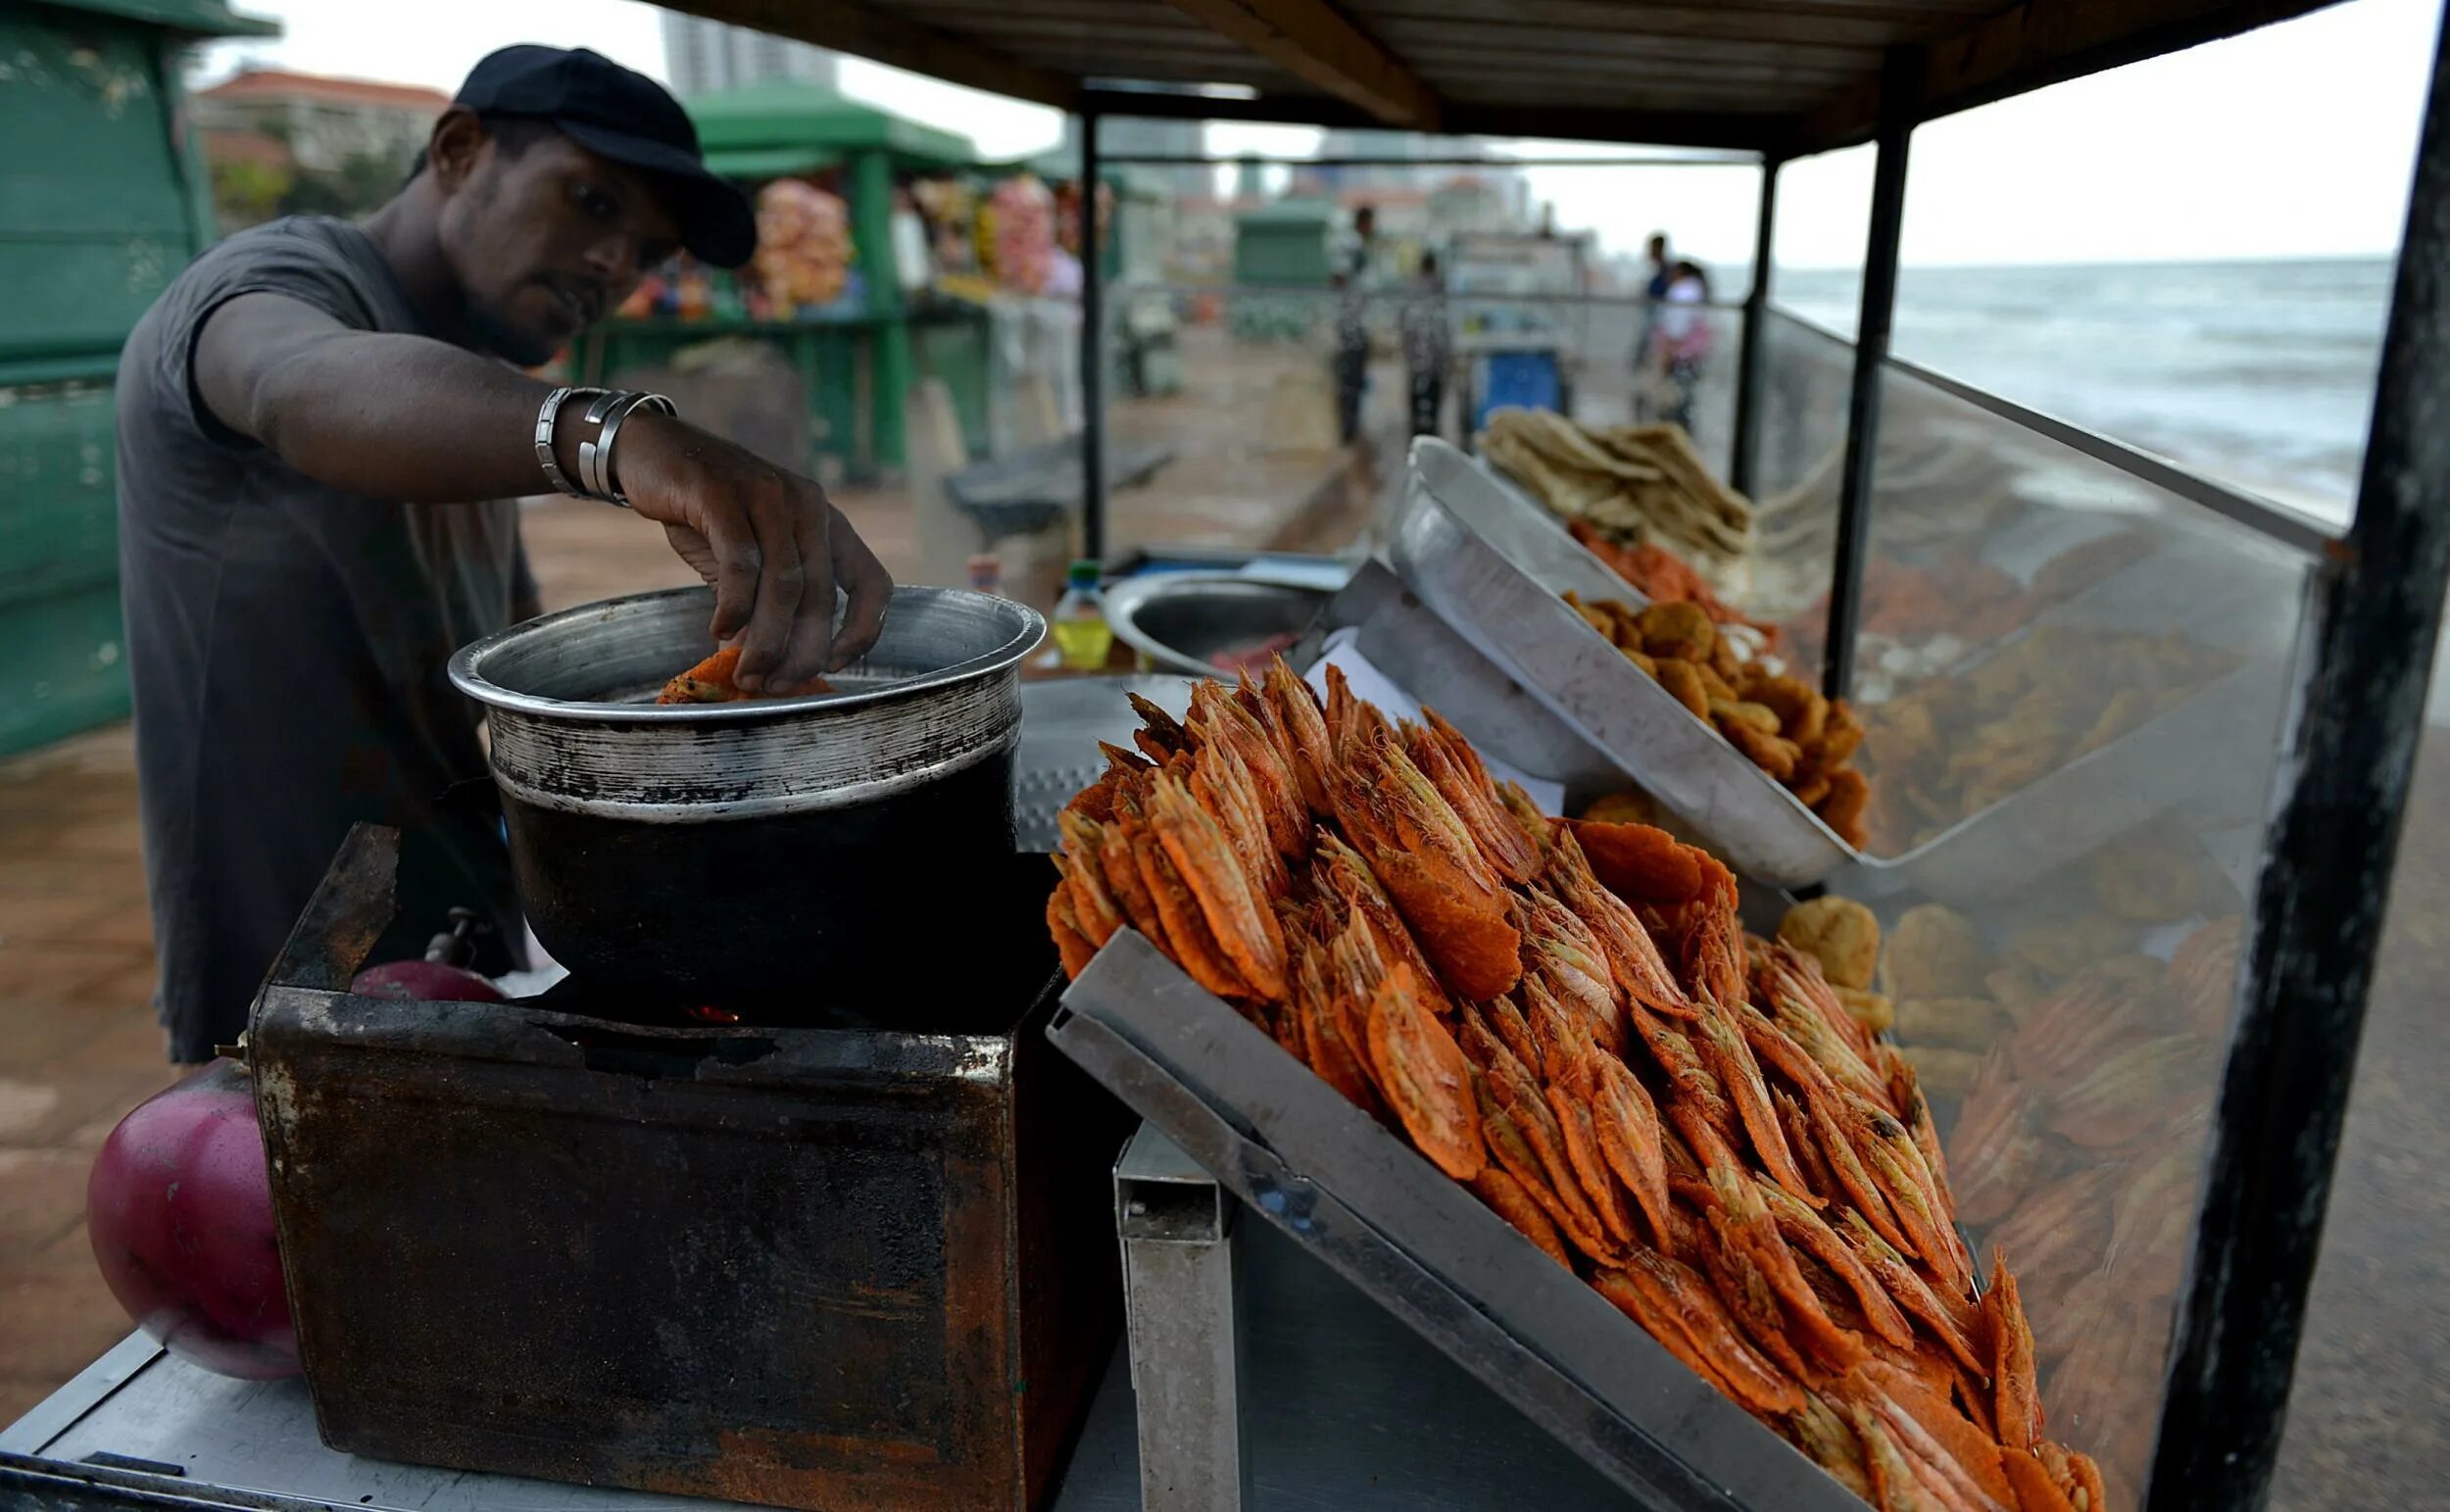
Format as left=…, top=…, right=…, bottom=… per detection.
left=449, top=585, right=1045, bottom=1010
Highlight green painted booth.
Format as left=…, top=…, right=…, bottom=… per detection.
left=566, top=84, right=995, bottom=478
left=0, top=0, right=273, bottom=757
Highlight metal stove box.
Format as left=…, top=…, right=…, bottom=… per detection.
left=250, top=826, right=1127, bottom=1511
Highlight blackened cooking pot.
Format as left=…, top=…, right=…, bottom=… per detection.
left=448, top=585, right=1045, bottom=1010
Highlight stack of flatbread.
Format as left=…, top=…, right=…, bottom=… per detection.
left=1477, top=408, right=1754, bottom=573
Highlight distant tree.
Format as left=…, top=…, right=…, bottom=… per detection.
left=278, top=146, right=414, bottom=219
left=211, top=157, right=292, bottom=231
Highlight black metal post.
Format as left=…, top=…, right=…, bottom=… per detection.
left=1727, top=157, right=1781, bottom=499
left=1820, top=48, right=1918, bottom=703
left=1079, top=106, right=1106, bottom=564
left=2148, top=20, right=2450, bottom=1510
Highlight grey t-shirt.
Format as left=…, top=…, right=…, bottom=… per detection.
left=117, top=217, right=533, bottom=1061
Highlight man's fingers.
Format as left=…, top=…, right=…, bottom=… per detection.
left=767, top=497, right=840, bottom=693
left=728, top=480, right=806, bottom=691
left=698, top=506, right=762, bottom=648
left=827, top=509, right=893, bottom=671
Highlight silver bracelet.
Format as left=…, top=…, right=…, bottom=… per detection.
left=581, top=390, right=676, bottom=508
left=532, top=386, right=606, bottom=497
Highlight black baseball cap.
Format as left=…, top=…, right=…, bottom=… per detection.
left=456, top=45, right=755, bottom=268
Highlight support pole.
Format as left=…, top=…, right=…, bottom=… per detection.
left=1727, top=157, right=1781, bottom=499
left=1116, top=1124, right=1249, bottom=1512
left=1079, top=107, right=1107, bottom=564
left=1820, top=48, right=1917, bottom=702
left=2148, top=19, right=2450, bottom=1510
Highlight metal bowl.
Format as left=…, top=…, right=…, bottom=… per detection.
left=1101, top=573, right=1332, bottom=677
left=449, top=586, right=1046, bottom=1008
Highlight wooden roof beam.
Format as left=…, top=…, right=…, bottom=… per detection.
left=1155, top=0, right=1443, bottom=128
left=662, top=0, right=1080, bottom=111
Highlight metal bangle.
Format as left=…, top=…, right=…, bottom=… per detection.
left=532, top=386, right=606, bottom=497
left=593, top=391, right=677, bottom=509
left=575, top=389, right=624, bottom=501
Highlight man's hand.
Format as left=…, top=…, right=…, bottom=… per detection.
left=612, top=412, right=891, bottom=693
left=187, top=294, right=892, bottom=689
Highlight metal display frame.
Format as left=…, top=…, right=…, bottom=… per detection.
left=1051, top=930, right=1868, bottom=1512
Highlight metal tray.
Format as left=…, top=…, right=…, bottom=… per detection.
left=1047, top=930, right=1866, bottom=1512
left=1390, top=437, right=1860, bottom=887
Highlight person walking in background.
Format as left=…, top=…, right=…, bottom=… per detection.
left=1401, top=251, right=1451, bottom=440
left=1330, top=203, right=1378, bottom=446
left=1652, top=258, right=1716, bottom=435
left=1634, top=231, right=1673, bottom=419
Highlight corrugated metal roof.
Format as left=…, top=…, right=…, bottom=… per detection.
left=662, top=0, right=2347, bottom=155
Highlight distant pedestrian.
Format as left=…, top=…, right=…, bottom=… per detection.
left=1634, top=231, right=1673, bottom=418
left=1652, top=258, right=1715, bottom=435
left=1401, top=252, right=1451, bottom=439
left=1330, top=203, right=1378, bottom=446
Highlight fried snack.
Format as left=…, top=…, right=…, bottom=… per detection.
left=1568, top=522, right=1781, bottom=641
left=1778, top=896, right=1880, bottom=991
left=1856, top=625, right=2240, bottom=851
left=654, top=646, right=836, bottom=704
left=1047, top=658, right=2108, bottom=1512
left=2008, top=914, right=2137, bottom=979
left=2087, top=832, right=2215, bottom=923
left=1899, top=1045, right=1983, bottom=1101
left=1578, top=788, right=1654, bottom=826
left=1563, top=587, right=1871, bottom=839
left=1893, top=996, right=2010, bottom=1053
left=1835, top=988, right=1895, bottom=1037
left=1653, top=658, right=1711, bottom=717
left=1882, top=904, right=1990, bottom=1000
left=1481, top=408, right=1755, bottom=571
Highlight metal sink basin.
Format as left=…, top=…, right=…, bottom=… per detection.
left=1101, top=572, right=1333, bottom=677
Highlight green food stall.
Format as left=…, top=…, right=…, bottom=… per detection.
left=564, top=84, right=994, bottom=479
left=0, top=0, right=274, bottom=757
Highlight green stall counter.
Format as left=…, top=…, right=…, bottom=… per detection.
left=0, top=0, right=274, bottom=757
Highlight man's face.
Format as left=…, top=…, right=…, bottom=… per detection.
left=1648, top=236, right=1667, bottom=267
left=436, top=128, right=683, bottom=366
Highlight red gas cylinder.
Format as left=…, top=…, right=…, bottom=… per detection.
left=86, top=1059, right=299, bottom=1379
left=349, top=906, right=507, bottom=1002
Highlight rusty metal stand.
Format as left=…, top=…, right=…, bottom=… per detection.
left=1115, top=1125, right=1250, bottom=1512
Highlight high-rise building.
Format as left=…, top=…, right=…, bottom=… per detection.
left=661, top=15, right=840, bottom=98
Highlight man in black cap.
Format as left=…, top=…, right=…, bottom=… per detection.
left=115, top=46, right=893, bottom=1061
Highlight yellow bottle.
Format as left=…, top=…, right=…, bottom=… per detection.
left=1052, top=560, right=1114, bottom=671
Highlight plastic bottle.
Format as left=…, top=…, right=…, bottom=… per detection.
left=966, top=554, right=1004, bottom=597
left=1051, top=560, right=1114, bottom=672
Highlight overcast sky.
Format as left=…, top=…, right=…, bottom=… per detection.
left=196, top=0, right=2442, bottom=268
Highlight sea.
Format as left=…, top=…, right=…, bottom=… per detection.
left=1771, top=257, right=2396, bottom=529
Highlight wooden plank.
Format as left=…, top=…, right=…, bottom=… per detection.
left=982, top=22, right=1255, bottom=56
left=1073, top=82, right=1788, bottom=151
left=1156, top=0, right=1444, bottom=126
left=1440, top=76, right=1845, bottom=111
left=661, top=0, right=1079, bottom=109
left=1403, top=47, right=1865, bottom=85
left=1793, top=0, right=2341, bottom=151
left=1351, top=0, right=1992, bottom=31
left=1373, top=20, right=1879, bottom=68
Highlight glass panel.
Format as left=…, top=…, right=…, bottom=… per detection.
left=1092, top=153, right=1759, bottom=563
left=1741, top=308, right=1858, bottom=655
left=2266, top=608, right=2450, bottom=1512
left=1822, top=359, right=2324, bottom=1505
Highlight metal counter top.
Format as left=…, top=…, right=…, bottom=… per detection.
left=2, top=1209, right=1632, bottom=1512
